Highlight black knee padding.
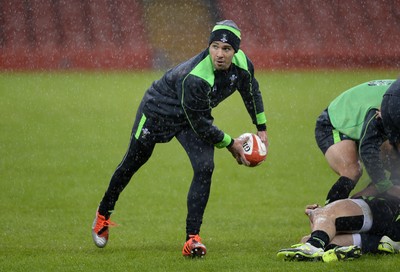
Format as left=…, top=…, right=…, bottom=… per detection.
left=335, top=215, right=364, bottom=232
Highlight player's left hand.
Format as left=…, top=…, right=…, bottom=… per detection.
left=257, top=130, right=269, bottom=149
left=376, top=110, right=382, bottom=119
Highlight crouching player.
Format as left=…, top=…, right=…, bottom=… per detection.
left=277, top=189, right=400, bottom=262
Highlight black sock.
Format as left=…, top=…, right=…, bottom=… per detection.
left=325, top=176, right=355, bottom=204
left=307, top=230, right=330, bottom=249
left=97, top=206, right=112, bottom=219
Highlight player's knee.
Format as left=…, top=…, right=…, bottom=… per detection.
left=191, top=162, right=214, bottom=184
left=114, top=163, right=136, bottom=180
left=194, top=160, right=215, bottom=174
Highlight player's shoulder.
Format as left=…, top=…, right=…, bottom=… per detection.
left=233, top=50, right=253, bottom=72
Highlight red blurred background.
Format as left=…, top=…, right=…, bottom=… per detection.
left=1, top=0, right=399, bottom=70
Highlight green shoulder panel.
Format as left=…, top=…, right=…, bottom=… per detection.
left=232, top=50, right=248, bottom=71
left=189, top=56, right=215, bottom=86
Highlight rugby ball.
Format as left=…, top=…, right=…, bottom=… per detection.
left=239, top=133, right=267, bottom=167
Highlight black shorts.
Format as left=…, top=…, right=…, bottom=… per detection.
left=362, top=196, right=400, bottom=241
left=132, top=100, right=184, bottom=145
left=314, top=109, right=355, bottom=154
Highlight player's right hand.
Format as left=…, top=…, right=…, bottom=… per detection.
left=227, top=137, right=250, bottom=166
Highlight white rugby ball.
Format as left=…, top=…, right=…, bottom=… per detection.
left=239, top=133, right=267, bottom=167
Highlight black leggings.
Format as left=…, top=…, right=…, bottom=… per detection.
left=176, top=128, right=215, bottom=236
left=98, top=133, right=155, bottom=216
left=98, top=126, right=215, bottom=236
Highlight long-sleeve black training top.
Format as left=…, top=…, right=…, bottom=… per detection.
left=140, top=48, right=267, bottom=148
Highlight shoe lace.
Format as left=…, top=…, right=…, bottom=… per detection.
left=189, top=234, right=202, bottom=243
left=94, top=214, right=117, bottom=234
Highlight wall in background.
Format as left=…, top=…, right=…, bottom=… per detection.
left=1, top=0, right=399, bottom=70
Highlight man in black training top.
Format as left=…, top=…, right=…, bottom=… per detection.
left=91, top=20, right=268, bottom=257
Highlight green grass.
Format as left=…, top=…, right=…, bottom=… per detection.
left=1, top=70, right=399, bottom=271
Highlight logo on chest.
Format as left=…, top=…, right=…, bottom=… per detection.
left=229, top=74, right=237, bottom=86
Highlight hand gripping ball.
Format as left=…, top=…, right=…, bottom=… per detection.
left=239, top=133, right=267, bottom=167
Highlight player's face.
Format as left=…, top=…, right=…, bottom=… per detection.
left=209, top=41, right=235, bottom=71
